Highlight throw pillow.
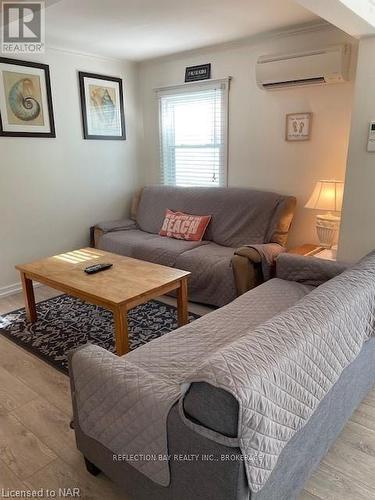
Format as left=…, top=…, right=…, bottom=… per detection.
left=159, top=209, right=211, bottom=241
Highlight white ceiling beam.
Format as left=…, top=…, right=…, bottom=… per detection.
left=295, top=0, right=375, bottom=38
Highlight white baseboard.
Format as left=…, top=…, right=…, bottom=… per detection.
left=0, top=281, right=41, bottom=299
left=0, top=283, right=23, bottom=298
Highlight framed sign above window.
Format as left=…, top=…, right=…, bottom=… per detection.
left=185, top=64, right=211, bottom=83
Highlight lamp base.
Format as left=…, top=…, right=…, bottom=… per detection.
left=316, top=213, right=341, bottom=249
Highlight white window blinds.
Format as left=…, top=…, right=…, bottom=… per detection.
left=157, top=79, right=229, bottom=187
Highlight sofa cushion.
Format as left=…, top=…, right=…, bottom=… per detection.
left=136, top=186, right=294, bottom=248
left=127, top=277, right=314, bottom=378
left=174, top=243, right=237, bottom=307
left=99, top=229, right=207, bottom=267
left=97, top=229, right=159, bottom=255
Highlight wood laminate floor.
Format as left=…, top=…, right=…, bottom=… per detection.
left=0, top=286, right=375, bottom=500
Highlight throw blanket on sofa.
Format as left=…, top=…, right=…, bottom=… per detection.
left=70, top=251, right=375, bottom=493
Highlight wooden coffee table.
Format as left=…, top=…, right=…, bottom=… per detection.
left=16, top=248, right=191, bottom=356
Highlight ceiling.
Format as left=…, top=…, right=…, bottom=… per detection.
left=45, top=0, right=319, bottom=61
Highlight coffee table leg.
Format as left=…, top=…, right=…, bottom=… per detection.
left=113, top=307, right=129, bottom=356
left=177, top=278, right=189, bottom=327
left=20, top=272, right=37, bottom=323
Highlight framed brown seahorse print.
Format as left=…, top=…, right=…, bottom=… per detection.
left=0, top=57, right=55, bottom=138
left=78, top=71, right=126, bottom=140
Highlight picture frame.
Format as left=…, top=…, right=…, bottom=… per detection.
left=0, top=57, right=55, bottom=138
left=285, top=112, right=312, bottom=142
left=78, top=71, right=126, bottom=140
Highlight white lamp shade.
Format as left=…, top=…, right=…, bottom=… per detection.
left=305, top=180, right=344, bottom=212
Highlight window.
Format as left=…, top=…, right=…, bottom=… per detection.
left=157, top=79, right=229, bottom=187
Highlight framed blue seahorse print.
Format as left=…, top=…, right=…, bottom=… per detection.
left=0, top=57, right=55, bottom=138
left=78, top=71, right=126, bottom=140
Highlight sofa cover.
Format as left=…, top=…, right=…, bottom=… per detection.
left=94, top=186, right=296, bottom=306
left=70, top=276, right=313, bottom=485
left=68, top=252, right=375, bottom=500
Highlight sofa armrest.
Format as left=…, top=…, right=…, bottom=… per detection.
left=234, top=246, right=262, bottom=263
left=69, top=344, right=178, bottom=483
left=232, top=243, right=285, bottom=296
left=69, top=345, right=125, bottom=415
left=276, top=253, right=349, bottom=286
left=235, top=243, right=285, bottom=265
left=95, top=218, right=137, bottom=234
left=93, top=218, right=137, bottom=248
left=183, top=382, right=239, bottom=438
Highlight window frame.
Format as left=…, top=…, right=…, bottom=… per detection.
left=156, top=78, right=230, bottom=188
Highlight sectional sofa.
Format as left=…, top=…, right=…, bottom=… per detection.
left=69, top=251, right=375, bottom=500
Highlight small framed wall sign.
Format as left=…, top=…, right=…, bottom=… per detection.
left=79, top=72, right=126, bottom=140
left=0, top=57, right=55, bottom=138
left=185, top=64, right=211, bottom=82
left=285, top=112, right=312, bottom=141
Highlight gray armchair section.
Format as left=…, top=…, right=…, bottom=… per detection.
left=93, top=186, right=296, bottom=307
left=276, top=253, right=349, bottom=286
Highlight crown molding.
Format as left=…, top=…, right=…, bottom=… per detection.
left=43, top=44, right=136, bottom=64
left=139, top=20, right=343, bottom=65
left=43, top=20, right=341, bottom=66
left=0, top=36, right=134, bottom=63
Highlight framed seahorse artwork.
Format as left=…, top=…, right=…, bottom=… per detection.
left=285, top=112, right=312, bottom=142
left=78, top=72, right=126, bottom=140
left=0, top=57, right=55, bottom=138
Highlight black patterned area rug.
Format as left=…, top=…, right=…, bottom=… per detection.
left=0, top=295, right=199, bottom=375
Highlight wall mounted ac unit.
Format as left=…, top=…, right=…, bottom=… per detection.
left=256, top=44, right=351, bottom=90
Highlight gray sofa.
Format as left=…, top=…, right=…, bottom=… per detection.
left=93, top=186, right=296, bottom=307
left=69, top=252, right=375, bottom=500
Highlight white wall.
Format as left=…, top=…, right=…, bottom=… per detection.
left=139, top=26, right=355, bottom=249
left=338, top=36, right=375, bottom=262
left=0, top=48, right=141, bottom=294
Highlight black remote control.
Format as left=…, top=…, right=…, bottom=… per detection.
left=84, top=263, right=113, bottom=274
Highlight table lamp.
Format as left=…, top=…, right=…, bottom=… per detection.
left=305, top=180, right=344, bottom=249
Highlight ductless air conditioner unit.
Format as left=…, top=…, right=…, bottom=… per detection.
left=256, top=44, right=351, bottom=90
